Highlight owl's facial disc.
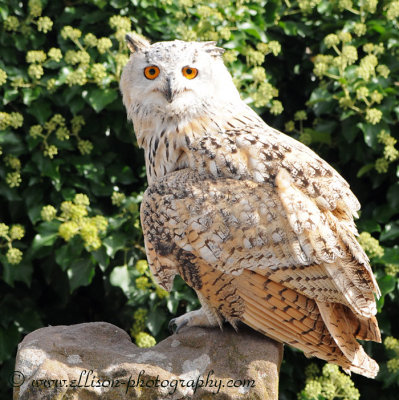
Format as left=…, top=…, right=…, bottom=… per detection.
left=120, top=39, right=243, bottom=120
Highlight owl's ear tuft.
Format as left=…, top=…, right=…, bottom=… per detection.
left=125, top=33, right=151, bottom=53
left=202, top=41, right=225, bottom=58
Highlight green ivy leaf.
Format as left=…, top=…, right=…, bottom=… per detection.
left=3, top=88, right=19, bottom=105
left=109, top=265, right=130, bottom=295
left=103, top=233, right=127, bottom=257
left=92, top=247, right=110, bottom=272
left=378, top=275, right=396, bottom=297
left=91, top=0, right=107, bottom=9
left=82, top=88, right=118, bottom=113
left=27, top=203, right=43, bottom=224
left=357, top=163, right=375, bottom=178
left=308, top=88, right=335, bottom=116
left=0, top=132, right=25, bottom=153
left=376, top=275, right=397, bottom=312
left=357, top=122, right=386, bottom=150
left=376, top=246, right=399, bottom=266
left=67, top=258, right=96, bottom=293
left=27, top=100, right=52, bottom=124
left=380, top=221, right=399, bottom=242
left=2, top=261, right=33, bottom=288
left=237, top=22, right=266, bottom=41
left=146, top=307, right=167, bottom=336
left=166, top=294, right=180, bottom=314
left=32, top=152, right=62, bottom=190
left=357, top=219, right=381, bottom=233
left=55, top=241, right=84, bottom=271
left=31, top=223, right=59, bottom=256
left=110, top=0, right=129, bottom=8
left=22, top=87, right=42, bottom=106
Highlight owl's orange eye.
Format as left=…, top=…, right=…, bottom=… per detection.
left=182, top=66, right=198, bottom=80
left=144, top=66, right=160, bottom=80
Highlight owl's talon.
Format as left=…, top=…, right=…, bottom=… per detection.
left=167, top=308, right=220, bottom=335
left=169, top=317, right=188, bottom=334
left=168, top=318, right=177, bottom=333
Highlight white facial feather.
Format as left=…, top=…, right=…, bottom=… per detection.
left=120, top=39, right=241, bottom=122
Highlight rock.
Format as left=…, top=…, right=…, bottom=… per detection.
left=13, top=321, right=283, bottom=399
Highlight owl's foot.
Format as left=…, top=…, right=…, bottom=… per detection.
left=168, top=307, right=221, bottom=334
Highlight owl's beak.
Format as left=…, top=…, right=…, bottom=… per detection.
left=163, top=76, right=175, bottom=103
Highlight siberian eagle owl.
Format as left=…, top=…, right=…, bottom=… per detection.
left=120, top=33, right=381, bottom=378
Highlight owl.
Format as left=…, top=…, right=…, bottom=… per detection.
left=120, top=34, right=381, bottom=378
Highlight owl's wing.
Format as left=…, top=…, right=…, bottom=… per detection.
left=141, top=169, right=380, bottom=377
left=186, top=119, right=381, bottom=309
left=142, top=168, right=379, bottom=318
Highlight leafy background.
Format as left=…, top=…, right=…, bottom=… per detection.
left=1, top=0, right=399, bottom=399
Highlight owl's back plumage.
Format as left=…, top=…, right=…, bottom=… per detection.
left=120, top=34, right=381, bottom=378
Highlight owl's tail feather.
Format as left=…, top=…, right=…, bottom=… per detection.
left=236, top=269, right=379, bottom=379
left=316, top=301, right=379, bottom=377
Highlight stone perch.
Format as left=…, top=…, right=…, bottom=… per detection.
left=13, top=322, right=283, bottom=399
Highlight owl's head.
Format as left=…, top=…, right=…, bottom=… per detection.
left=120, top=34, right=241, bottom=122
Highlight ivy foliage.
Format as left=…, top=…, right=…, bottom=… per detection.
left=0, top=0, right=399, bottom=399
